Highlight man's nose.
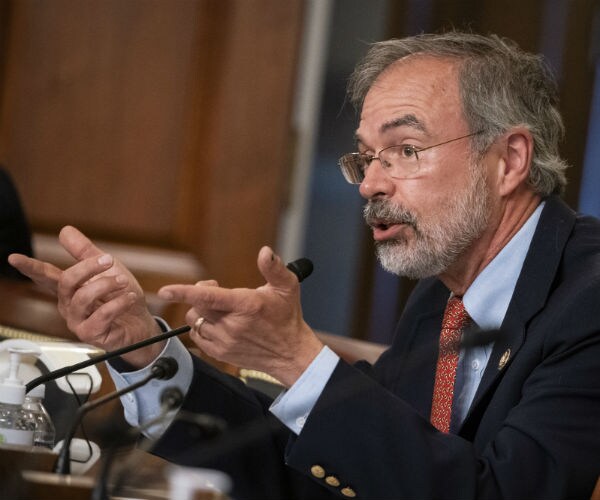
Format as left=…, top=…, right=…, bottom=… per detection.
left=358, top=159, right=395, bottom=200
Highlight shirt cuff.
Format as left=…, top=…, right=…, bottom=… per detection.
left=106, top=336, right=193, bottom=438
left=269, top=346, right=339, bottom=435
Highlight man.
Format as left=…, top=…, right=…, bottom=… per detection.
left=9, top=32, right=600, bottom=499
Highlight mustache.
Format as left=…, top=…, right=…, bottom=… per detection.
left=363, top=200, right=418, bottom=229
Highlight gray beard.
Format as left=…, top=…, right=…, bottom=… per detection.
left=363, top=168, right=490, bottom=279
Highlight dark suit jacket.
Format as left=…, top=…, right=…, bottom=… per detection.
left=153, top=196, right=600, bottom=499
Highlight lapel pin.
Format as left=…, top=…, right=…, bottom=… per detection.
left=498, top=349, right=511, bottom=370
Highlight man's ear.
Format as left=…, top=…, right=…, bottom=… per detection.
left=497, top=128, right=534, bottom=196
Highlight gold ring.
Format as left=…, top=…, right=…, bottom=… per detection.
left=193, top=317, right=205, bottom=332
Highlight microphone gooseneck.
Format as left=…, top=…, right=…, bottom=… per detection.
left=54, top=357, right=179, bottom=475
left=25, top=325, right=190, bottom=394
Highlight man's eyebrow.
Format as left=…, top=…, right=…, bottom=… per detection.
left=380, top=114, right=426, bottom=135
left=354, top=114, right=427, bottom=147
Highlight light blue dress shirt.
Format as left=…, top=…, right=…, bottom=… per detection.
left=108, top=203, right=544, bottom=437
left=453, top=201, right=543, bottom=427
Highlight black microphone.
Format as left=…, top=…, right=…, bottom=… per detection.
left=287, top=257, right=313, bottom=282
left=54, top=357, right=178, bottom=475
left=26, top=257, right=314, bottom=394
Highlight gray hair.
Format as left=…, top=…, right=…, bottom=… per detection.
left=347, top=32, right=568, bottom=196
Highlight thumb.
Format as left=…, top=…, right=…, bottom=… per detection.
left=58, top=225, right=104, bottom=262
left=257, top=246, right=298, bottom=291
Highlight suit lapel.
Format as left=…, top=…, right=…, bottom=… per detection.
left=459, top=196, right=576, bottom=431
left=403, top=308, right=446, bottom=417
left=385, top=279, right=448, bottom=418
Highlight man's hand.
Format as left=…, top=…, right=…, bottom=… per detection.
left=8, top=226, right=162, bottom=368
left=158, top=246, right=324, bottom=387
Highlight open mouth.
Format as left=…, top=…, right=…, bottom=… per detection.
left=375, top=221, right=392, bottom=231
left=370, top=220, right=409, bottom=241
left=369, top=216, right=408, bottom=230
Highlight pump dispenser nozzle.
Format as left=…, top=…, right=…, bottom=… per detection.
left=0, top=349, right=30, bottom=405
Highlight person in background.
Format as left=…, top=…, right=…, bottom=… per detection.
left=0, top=166, right=33, bottom=280
left=9, top=32, right=600, bottom=499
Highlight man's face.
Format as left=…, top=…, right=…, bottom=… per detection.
left=356, top=56, right=491, bottom=279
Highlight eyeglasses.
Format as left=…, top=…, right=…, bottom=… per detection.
left=338, top=131, right=482, bottom=184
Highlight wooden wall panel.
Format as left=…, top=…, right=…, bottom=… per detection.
left=0, top=0, right=304, bottom=289
left=0, top=0, right=200, bottom=240
left=174, top=0, right=304, bottom=286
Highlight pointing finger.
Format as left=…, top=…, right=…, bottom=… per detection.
left=158, top=283, right=244, bottom=313
left=7, top=253, right=62, bottom=292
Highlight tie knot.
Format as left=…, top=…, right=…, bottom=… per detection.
left=442, top=296, right=469, bottom=331
left=439, top=297, right=470, bottom=352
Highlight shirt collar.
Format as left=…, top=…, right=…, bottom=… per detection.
left=462, top=201, right=545, bottom=331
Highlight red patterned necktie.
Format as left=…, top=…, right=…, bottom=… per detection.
left=430, top=296, right=470, bottom=433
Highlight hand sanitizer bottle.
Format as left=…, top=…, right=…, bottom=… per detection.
left=0, top=349, right=34, bottom=447
left=23, top=384, right=55, bottom=449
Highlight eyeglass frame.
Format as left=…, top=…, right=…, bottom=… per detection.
left=338, top=130, right=483, bottom=184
